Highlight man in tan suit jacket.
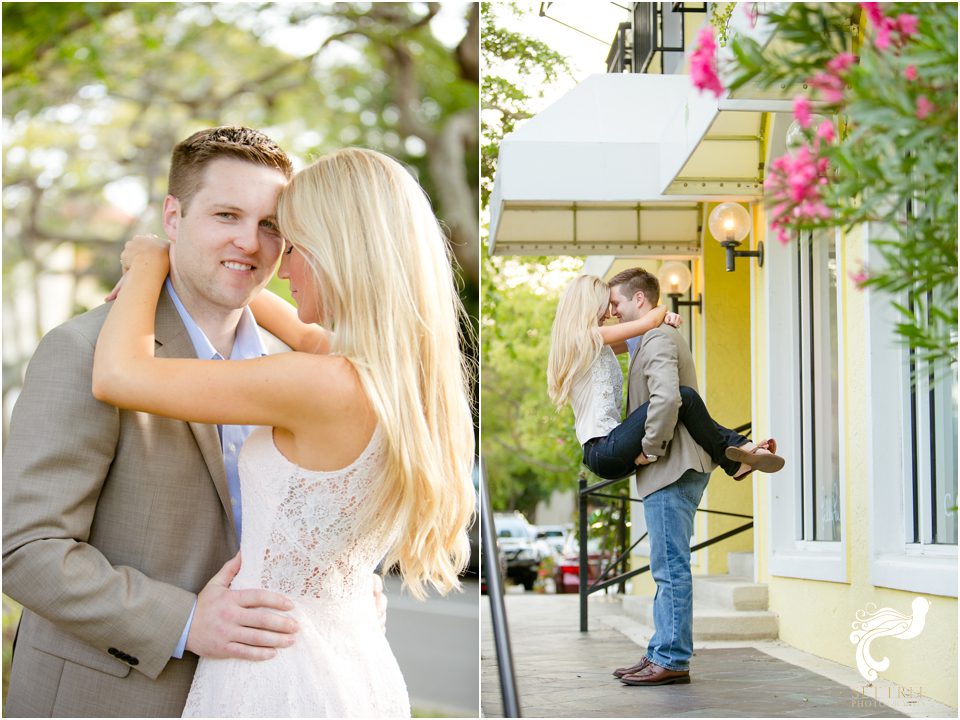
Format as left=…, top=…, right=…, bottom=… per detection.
left=2, top=127, right=301, bottom=717
left=607, top=267, right=713, bottom=688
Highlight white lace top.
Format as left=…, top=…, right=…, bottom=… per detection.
left=182, top=424, right=411, bottom=718
left=570, top=345, right=623, bottom=445
left=231, top=424, right=397, bottom=601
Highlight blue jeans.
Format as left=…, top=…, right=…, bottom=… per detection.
left=581, top=386, right=747, bottom=480
left=642, top=468, right=710, bottom=671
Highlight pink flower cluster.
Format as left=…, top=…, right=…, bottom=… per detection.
left=916, top=95, right=935, bottom=120
left=793, top=96, right=812, bottom=128
left=848, top=264, right=870, bottom=289
left=809, top=52, right=856, bottom=104
left=758, top=5, right=927, bottom=247
left=690, top=27, right=724, bottom=97
left=862, top=3, right=919, bottom=50
left=765, top=144, right=833, bottom=245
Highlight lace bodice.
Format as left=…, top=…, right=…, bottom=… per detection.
left=570, top=345, right=623, bottom=445
left=231, top=426, right=396, bottom=601
left=183, top=424, right=410, bottom=718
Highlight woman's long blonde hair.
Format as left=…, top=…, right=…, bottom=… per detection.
left=547, top=274, right=611, bottom=409
left=277, top=148, right=475, bottom=599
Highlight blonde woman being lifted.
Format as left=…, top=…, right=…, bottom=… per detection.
left=548, top=274, right=783, bottom=481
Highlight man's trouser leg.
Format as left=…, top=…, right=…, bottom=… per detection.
left=643, top=469, right=710, bottom=671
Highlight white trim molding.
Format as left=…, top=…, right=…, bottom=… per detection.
left=865, top=223, right=958, bottom=598
left=765, top=214, right=847, bottom=583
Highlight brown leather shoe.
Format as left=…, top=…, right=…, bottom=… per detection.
left=612, top=656, right=650, bottom=678
left=620, top=661, right=690, bottom=686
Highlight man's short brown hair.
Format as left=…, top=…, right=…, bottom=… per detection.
left=608, top=267, right=660, bottom=306
left=168, top=126, right=294, bottom=214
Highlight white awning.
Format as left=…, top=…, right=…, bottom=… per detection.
left=489, top=73, right=705, bottom=257
left=488, top=9, right=805, bottom=257
left=658, top=88, right=766, bottom=198
left=658, top=8, right=793, bottom=198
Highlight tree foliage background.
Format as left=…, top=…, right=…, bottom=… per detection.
left=2, top=1, right=479, bottom=432
left=480, top=1, right=583, bottom=520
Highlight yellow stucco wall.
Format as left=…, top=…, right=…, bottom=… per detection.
left=752, top=215, right=958, bottom=708
left=701, top=202, right=756, bottom=575
left=751, top=201, right=771, bottom=585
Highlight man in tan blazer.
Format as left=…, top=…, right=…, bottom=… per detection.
left=606, top=267, right=713, bottom=688
left=2, top=127, right=302, bottom=717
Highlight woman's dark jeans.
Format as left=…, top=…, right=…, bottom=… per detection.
left=581, top=386, right=748, bottom=480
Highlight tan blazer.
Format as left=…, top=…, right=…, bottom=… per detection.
left=626, top=325, right=716, bottom=500
left=2, top=290, right=239, bottom=717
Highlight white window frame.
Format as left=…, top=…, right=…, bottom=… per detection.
left=865, top=223, right=958, bottom=598
left=765, top=223, right=847, bottom=582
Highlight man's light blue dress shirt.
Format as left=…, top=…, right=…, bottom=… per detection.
left=165, top=278, right=267, bottom=658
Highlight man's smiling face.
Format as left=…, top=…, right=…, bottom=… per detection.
left=610, top=284, right=643, bottom=323
left=164, top=157, right=287, bottom=315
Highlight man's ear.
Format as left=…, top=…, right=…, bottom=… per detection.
left=633, top=290, right=646, bottom=310
left=162, top=195, right=181, bottom=242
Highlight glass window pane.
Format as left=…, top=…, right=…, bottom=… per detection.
left=932, top=362, right=958, bottom=544
left=797, top=230, right=842, bottom=542
left=814, top=234, right=840, bottom=541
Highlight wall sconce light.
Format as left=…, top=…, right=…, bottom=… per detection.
left=657, top=261, right=703, bottom=315
left=786, top=114, right=828, bottom=154
left=708, top=202, right=763, bottom=272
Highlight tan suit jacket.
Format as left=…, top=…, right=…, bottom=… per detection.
left=626, top=326, right=716, bottom=500
left=2, top=290, right=239, bottom=717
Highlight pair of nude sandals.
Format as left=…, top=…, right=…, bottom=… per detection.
left=727, top=438, right=785, bottom=480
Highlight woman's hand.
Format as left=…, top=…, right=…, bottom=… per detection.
left=121, top=233, right=171, bottom=272
left=105, top=234, right=171, bottom=301
left=665, top=312, right=683, bottom=328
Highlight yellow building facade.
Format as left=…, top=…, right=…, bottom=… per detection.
left=489, top=2, right=957, bottom=709
left=628, top=10, right=957, bottom=707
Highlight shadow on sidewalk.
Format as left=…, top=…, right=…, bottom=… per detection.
left=481, top=594, right=911, bottom=718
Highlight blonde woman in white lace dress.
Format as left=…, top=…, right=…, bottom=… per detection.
left=92, top=148, right=475, bottom=717
left=547, top=274, right=782, bottom=482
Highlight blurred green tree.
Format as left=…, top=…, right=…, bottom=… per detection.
left=2, top=4, right=478, bottom=709
left=3, top=1, right=479, bottom=424
left=480, top=0, right=570, bottom=209
left=480, top=2, right=581, bottom=519
left=480, top=252, right=586, bottom=518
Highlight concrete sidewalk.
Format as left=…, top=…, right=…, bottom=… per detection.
left=481, top=593, right=956, bottom=718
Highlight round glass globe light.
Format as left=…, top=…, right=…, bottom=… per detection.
left=786, top=115, right=827, bottom=154
left=708, top=202, right=751, bottom=244
left=657, top=261, right=692, bottom=296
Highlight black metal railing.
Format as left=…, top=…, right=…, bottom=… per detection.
left=605, top=2, right=705, bottom=77
left=605, top=22, right=633, bottom=73
left=481, top=461, right=521, bottom=717
left=578, top=422, right=754, bottom=632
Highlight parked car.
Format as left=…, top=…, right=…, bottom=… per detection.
left=479, top=536, right=507, bottom=595
left=466, top=463, right=480, bottom=577
left=535, top=524, right=572, bottom=557
left=553, top=535, right=611, bottom=594
left=493, top=511, right=550, bottom=591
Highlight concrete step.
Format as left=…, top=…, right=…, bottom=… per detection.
left=692, top=574, right=768, bottom=611
left=727, top=551, right=755, bottom=578
left=622, top=595, right=779, bottom=641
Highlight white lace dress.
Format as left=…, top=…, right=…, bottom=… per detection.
left=182, top=426, right=409, bottom=718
